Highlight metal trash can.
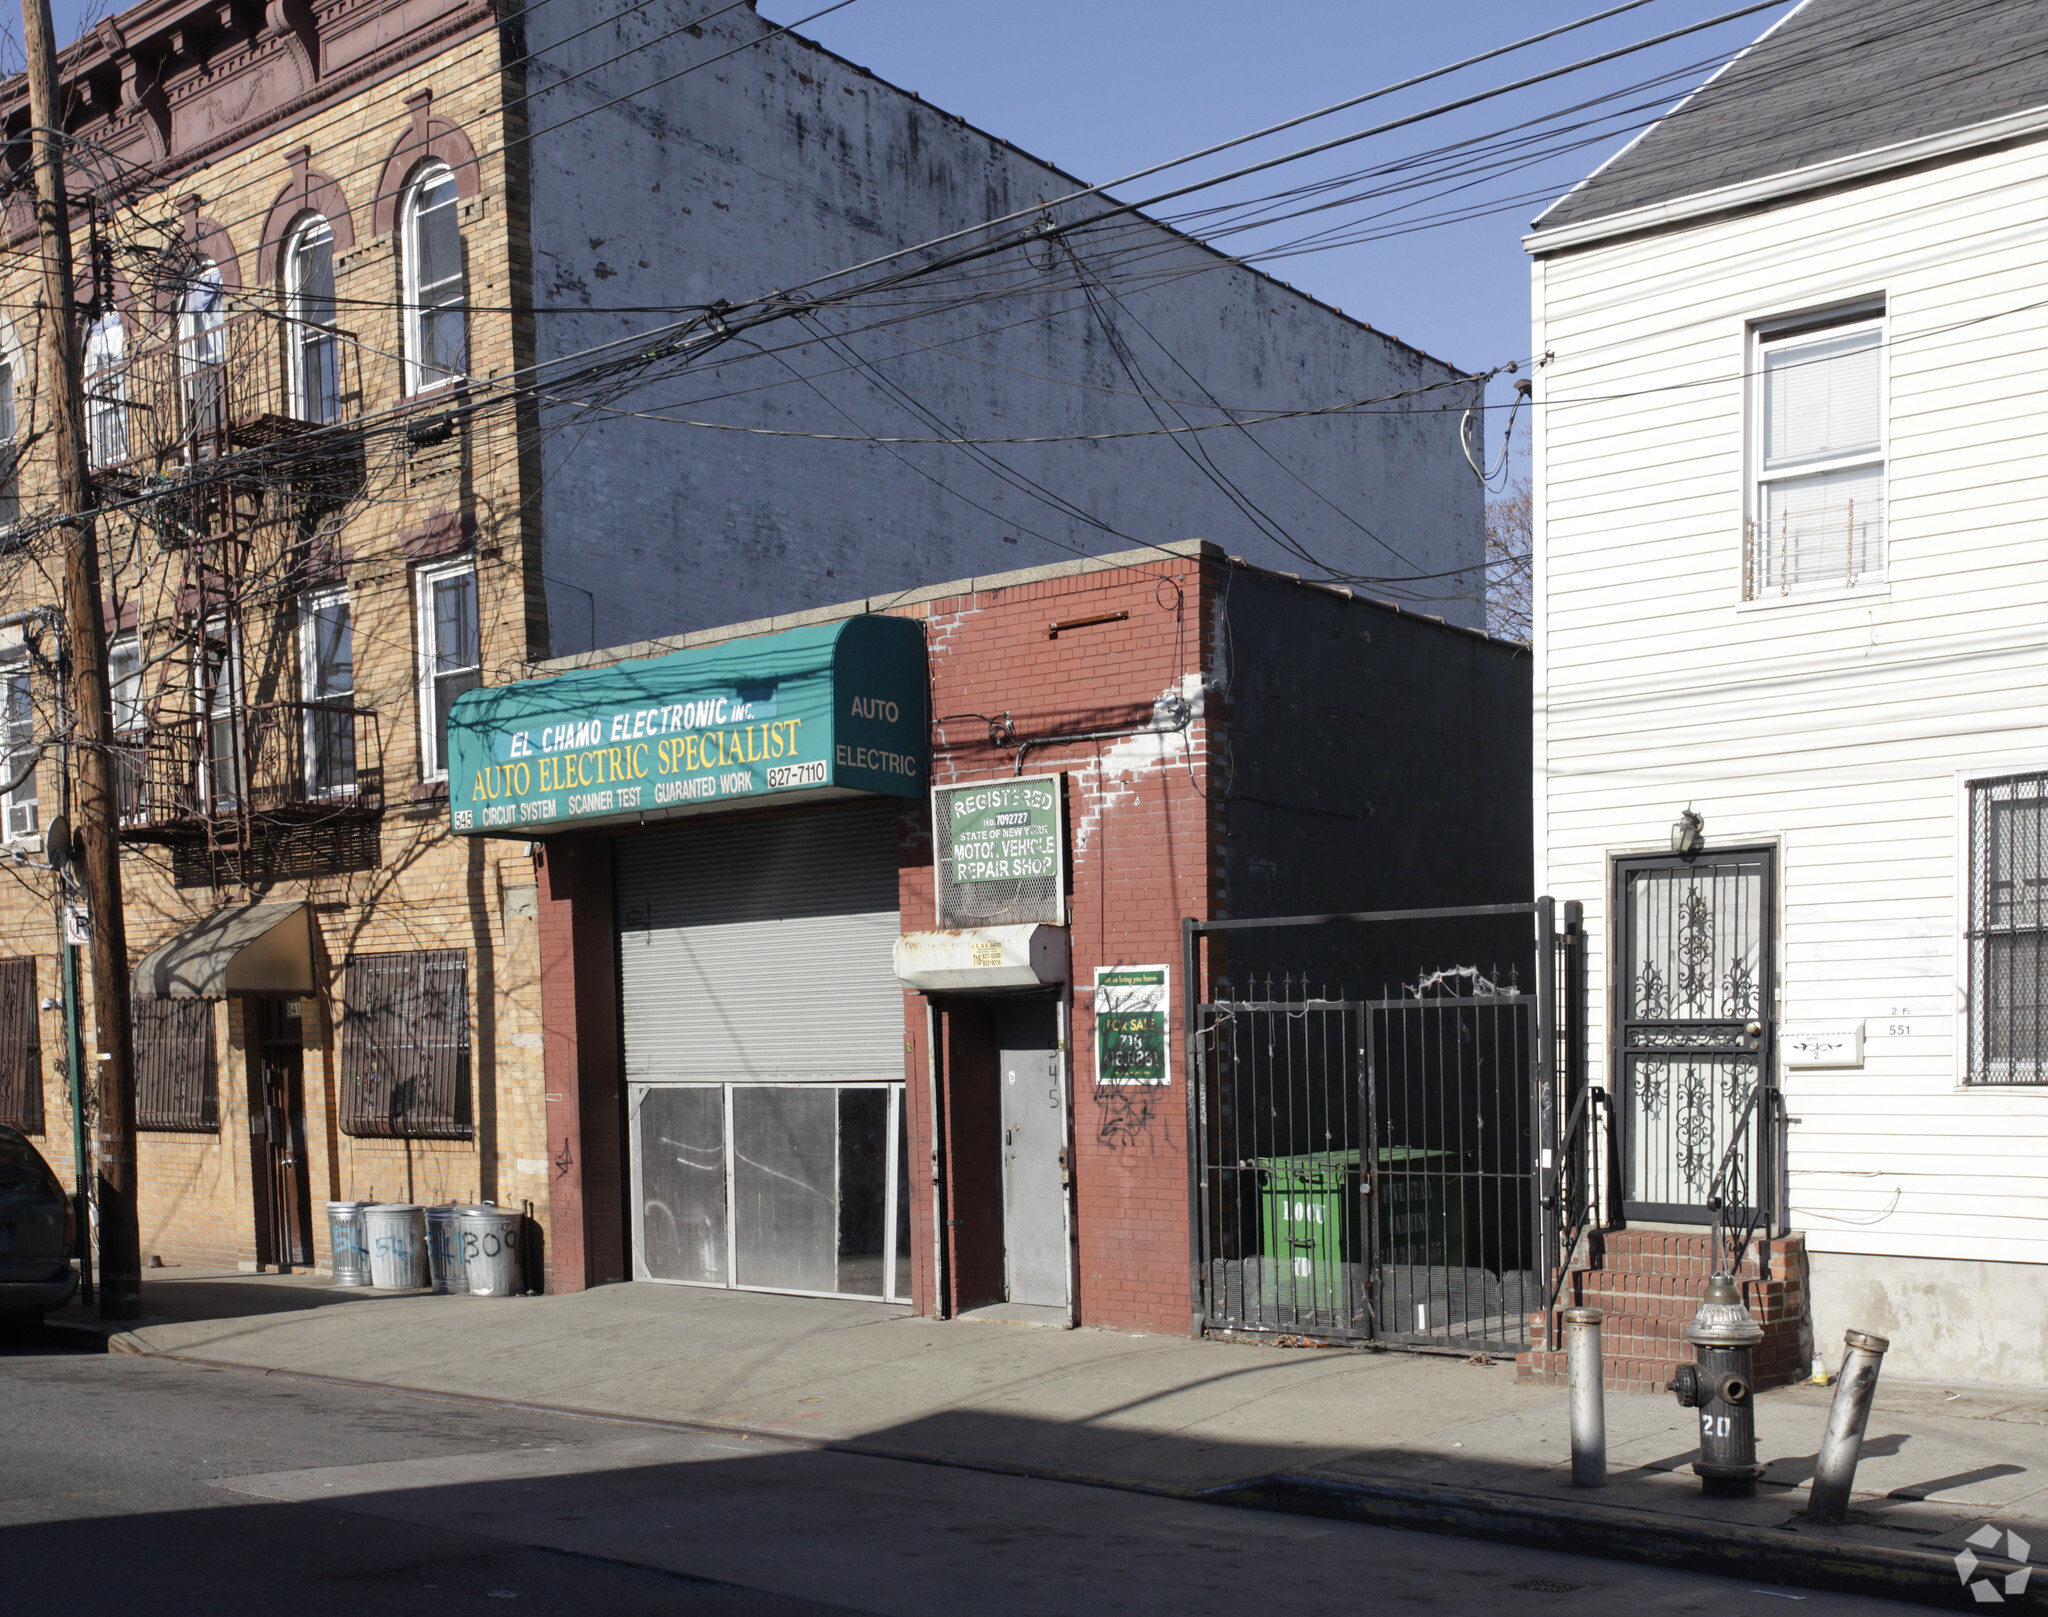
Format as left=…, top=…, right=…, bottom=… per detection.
left=364, top=1203, right=428, bottom=1289
left=424, top=1204, right=469, bottom=1295
left=326, top=1200, right=373, bottom=1288
left=454, top=1204, right=523, bottom=1297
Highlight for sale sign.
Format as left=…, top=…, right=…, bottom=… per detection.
left=1094, top=965, right=1169, bottom=1085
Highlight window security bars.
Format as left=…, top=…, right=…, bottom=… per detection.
left=134, top=997, right=218, bottom=1132
left=0, top=957, right=37, bottom=1132
left=340, top=950, right=471, bottom=1139
left=1969, top=772, right=2048, bottom=1084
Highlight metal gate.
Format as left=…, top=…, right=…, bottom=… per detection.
left=1185, top=900, right=1584, bottom=1352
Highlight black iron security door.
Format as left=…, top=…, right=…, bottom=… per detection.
left=1616, top=850, right=1775, bottom=1224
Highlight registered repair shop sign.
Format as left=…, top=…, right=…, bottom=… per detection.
left=1095, top=966, right=1169, bottom=1085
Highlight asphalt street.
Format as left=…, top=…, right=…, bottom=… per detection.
left=4, top=1328, right=1935, bottom=1617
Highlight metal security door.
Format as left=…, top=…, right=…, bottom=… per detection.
left=1616, top=851, right=1774, bottom=1223
left=1000, top=1048, right=1067, bottom=1307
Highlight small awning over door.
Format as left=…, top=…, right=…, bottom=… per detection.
left=132, top=902, right=314, bottom=999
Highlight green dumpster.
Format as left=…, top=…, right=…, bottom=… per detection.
left=1256, top=1150, right=1359, bottom=1314
left=1374, top=1146, right=1465, bottom=1270
left=1254, top=1147, right=1469, bottom=1313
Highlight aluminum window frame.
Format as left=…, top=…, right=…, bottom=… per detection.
left=628, top=1079, right=910, bottom=1304
left=283, top=212, right=341, bottom=424
left=0, top=648, right=38, bottom=844
left=414, top=558, right=479, bottom=783
left=298, top=585, right=356, bottom=798
left=1745, top=302, right=1888, bottom=599
left=400, top=160, right=467, bottom=395
left=82, top=311, right=127, bottom=470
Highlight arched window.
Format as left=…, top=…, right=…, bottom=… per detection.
left=178, top=260, right=228, bottom=453
left=83, top=313, right=127, bottom=468
left=286, top=215, right=340, bottom=424
left=402, top=162, right=466, bottom=392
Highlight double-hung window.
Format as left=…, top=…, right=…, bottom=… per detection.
left=286, top=215, right=341, bottom=424
left=402, top=162, right=467, bottom=392
left=1749, top=305, right=1885, bottom=597
left=0, top=651, right=36, bottom=841
left=178, top=260, right=228, bottom=456
left=417, top=562, right=478, bottom=781
left=1967, top=772, right=2048, bottom=1084
left=83, top=313, right=127, bottom=469
left=0, top=350, right=19, bottom=530
left=109, top=635, right=145, bottom=820
left=300, top=589, right=355, bottom=795
left=198, top=619, right=242, bottom=810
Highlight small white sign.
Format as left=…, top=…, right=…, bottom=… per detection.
left=62, top=903, right=88, bottom=947
left=1781, top=1021, right=1864, bottom=1068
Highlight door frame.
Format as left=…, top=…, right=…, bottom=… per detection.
left=1609, top=844, right=1778, bottom=1226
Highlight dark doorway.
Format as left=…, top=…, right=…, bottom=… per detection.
left=250, top=996, right=312, bottom=1269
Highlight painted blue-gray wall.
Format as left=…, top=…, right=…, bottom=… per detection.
left=518, top=4, right=1486, bottom=653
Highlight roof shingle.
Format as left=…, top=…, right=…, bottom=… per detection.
left=1536, top=0, right=2048, bottom=232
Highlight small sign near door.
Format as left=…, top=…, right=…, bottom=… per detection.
left=1094, top=965, right=1169, bottom=1084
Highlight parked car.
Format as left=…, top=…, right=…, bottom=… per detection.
left=0, top=1125, right=77, bottom=1319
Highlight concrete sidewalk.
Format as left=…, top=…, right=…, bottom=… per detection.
left=45, top=1273, right=2048, bottom=1593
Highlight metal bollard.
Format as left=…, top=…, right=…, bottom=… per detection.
left=1807, top=1329, right=1890, bottom=1523
left=1668, top=1273, right=1764, bottom=1496
left=1563, top=1306, right=1607, bottom=1487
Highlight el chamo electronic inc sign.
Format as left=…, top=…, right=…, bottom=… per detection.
left=445, top=615, right=928, bottom=836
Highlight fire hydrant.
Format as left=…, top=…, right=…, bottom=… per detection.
left=1666, top=1272, right=1763, bottom=1496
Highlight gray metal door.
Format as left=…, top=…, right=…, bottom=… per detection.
left=1000, top=1047, right=1067, bottom=1307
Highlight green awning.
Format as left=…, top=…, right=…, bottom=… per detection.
left=132, top=903, right=313, bottom=999
left=446, top=614, right=928, bottom=837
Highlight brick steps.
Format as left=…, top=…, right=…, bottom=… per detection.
left=1516, top=1230, right=1806, bottom=1394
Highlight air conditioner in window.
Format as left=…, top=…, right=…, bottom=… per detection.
left=7, top=801, right=37, bottom=840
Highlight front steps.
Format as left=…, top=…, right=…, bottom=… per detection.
left=1517, top=1229, right=1807, bottom=1394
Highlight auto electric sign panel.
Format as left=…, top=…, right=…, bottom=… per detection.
left=934, top=774, right=1065, bottom=928
left=446, top=614, right=928, bottom=836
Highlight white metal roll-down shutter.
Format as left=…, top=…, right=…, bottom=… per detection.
left=615, top=800, right=902, bottom=1082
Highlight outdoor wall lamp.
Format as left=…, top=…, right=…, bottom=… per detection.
left=1671, top=808, right=1705, bottom=855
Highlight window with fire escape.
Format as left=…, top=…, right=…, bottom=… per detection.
left=287, top=216, right=341, bottom=424
left=83, top=312, right=127, bottom=469
left=0, top=651, right=36, bottom=842
left=179, top=260, right=227, bottom=456
left=416, top=562, right=477, bottom=782
left=109, top=635, right=145, bottom=821
left=401, top=162, right=466, bottom=393
left=300, top=588, right=355, bottom=795
left=0, top=349, right=19, bottom=530
left=197, top=620, right=242, bottom=812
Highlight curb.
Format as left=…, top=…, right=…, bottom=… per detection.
left=103, top=1343, right=2016, bottom=1611
left=40, top=1317, right=151, bottom=1355
left=1246, top=1474, right=2015, bottom=1612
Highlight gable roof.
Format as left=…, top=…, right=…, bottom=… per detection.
left=1535, top=0, right=2048, bottom=234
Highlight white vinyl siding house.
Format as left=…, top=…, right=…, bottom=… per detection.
left=1529, top=4, right=2048, bottom=1385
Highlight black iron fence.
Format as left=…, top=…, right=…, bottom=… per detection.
left=1185, top=900, right=1585, bottom=1353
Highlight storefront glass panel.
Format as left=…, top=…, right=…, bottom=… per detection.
left=636, top=1085, right=726, bottom=1284
left=631, top=1081, right=907, bottom=1302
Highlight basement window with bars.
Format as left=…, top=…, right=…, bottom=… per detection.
left=340, top=950, right=472, bottom=1138
left=0, top=957, right=37, bottom=1133
left=1968, top=772, right=2048, bottom=1084
left=134, top=997, right=218, bottom=1132
left=1747, top=304, right=1886, bottom=597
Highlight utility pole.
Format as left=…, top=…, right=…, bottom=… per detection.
left=21, top=0, right=140, bottom=1319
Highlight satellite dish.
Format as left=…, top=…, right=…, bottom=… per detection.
left=43, top=815, right=69, bottom=871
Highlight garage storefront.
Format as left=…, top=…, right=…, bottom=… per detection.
left=618, top=803, right=911, bottom=1299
